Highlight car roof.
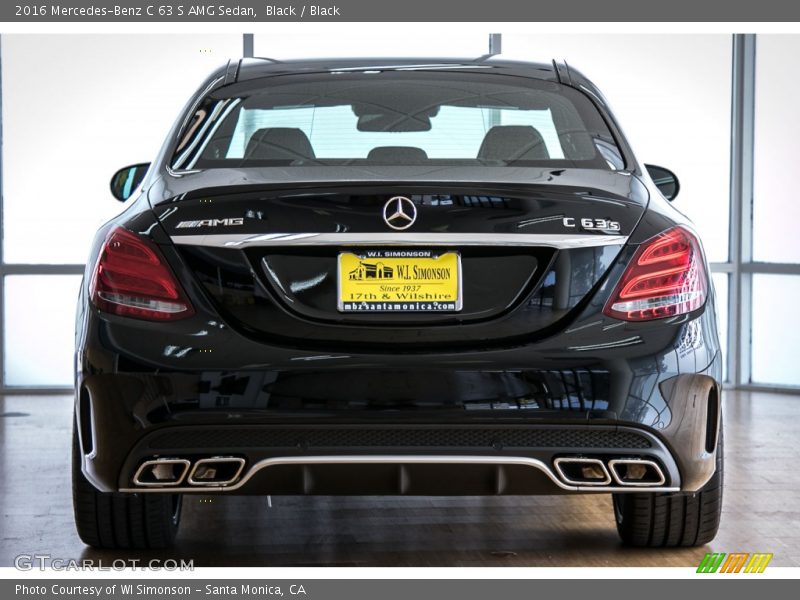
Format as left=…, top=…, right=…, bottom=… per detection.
left=232, top=56, right=561, bottom=83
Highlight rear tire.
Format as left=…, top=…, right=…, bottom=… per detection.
left=612, top=428, right=723, bottom=548
left=72, top=426, right=182, bottom=549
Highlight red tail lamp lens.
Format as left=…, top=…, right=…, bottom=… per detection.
left=603, top=226, right=708, bottom=321
left=90, top=227, right=194, bottom=321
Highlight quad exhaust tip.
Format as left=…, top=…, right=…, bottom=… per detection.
left=608, top=458, right=666, bottom=486
left=132, top=456, right=245, bottom=488
left=187, top=457, right=246, bottom=487
left=553, top=457, right=612, bottom=486
left=132, top=458, right=191, bottom=487
left=553, top=456, right=667, bottom=487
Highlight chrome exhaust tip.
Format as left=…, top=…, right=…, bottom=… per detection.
left=133, top=458, right=191, bottom=487
left=553, top=457, right=612, bottom=486
left=187, top=457, right=246, bottom=487
left=608, top=458, right=666, bottom=486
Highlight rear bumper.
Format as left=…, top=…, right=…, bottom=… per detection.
left=77, top=368, right=720, bottom=496
left=75, top=282, right=723, bottom=496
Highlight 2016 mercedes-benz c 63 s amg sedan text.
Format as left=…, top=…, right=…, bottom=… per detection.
left=73, top=57, right=723, bottom=550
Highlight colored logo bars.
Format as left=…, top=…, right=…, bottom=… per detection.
left=696, top=552, right=773, bottom=573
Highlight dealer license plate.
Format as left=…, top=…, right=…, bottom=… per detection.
left=338, top=250, right=461, bottom=312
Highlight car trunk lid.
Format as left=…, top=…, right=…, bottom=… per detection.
left=154, top=169, right=647, bottom=348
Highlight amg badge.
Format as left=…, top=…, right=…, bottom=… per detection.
left=175, top=218, right=244, bottom=229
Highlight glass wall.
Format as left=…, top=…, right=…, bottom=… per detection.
left=753, top=37, right=800, bottom=264
left=750, top=35, right=800, bottom=386
left=2, top=276, right=82, bottom=386
left=2, top=34, right=243, bottom=265
left=751, top=274, right=800, bottom=386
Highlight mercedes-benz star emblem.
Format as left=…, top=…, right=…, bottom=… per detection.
left=382, top=196, right=417, bottom=231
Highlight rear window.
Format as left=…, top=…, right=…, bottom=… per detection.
left=172, top=70, right=624, bottom=171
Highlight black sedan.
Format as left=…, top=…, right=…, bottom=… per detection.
left=73, top=56, right=723, bottom=549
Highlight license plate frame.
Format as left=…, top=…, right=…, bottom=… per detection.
left=337, top=249, right=462, bottom=313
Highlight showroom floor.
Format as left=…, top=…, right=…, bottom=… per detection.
left=1, top=390, right=798, bottom=567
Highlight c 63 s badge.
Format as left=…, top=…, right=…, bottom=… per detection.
left=563, top=217, right=621, bottom=232
left=175, top=218, right=244, bottom=229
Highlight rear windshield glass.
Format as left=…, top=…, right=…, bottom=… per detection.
left=171, top=70, right=624, bottom=171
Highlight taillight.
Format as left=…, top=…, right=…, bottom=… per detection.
left=603, top=226, right=707, bottom=321
left=90, top=227, right=194, bottom=321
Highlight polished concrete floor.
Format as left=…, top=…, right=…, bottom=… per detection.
left=1, top=390, right=799, bottom=567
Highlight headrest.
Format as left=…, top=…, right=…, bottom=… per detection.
left=477, top=125, right=550, bottom=162
left=244, top=127, right=316, bottom=161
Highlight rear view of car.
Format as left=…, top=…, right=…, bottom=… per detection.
left=73, top=57, right=723, bottom=550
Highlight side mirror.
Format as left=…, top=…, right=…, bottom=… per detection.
left=110, top=163, right=150, bottom=202
left=645, top=164, right=680, bottom=201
